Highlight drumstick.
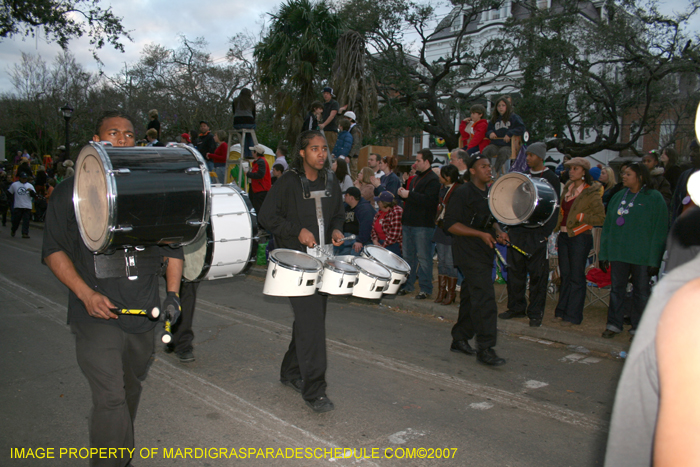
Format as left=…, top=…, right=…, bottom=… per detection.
left=494, top=247, right=511, bottom=270
left=312, top=234, right=356, bottom=249
left=162, top=319, right=173, bottom=344
left=113, top=307, right=160, bottom=319
left=503, top=239, right=532, bottom=259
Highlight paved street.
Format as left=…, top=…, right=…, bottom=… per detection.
left=1, top=231, right=622, bottom=466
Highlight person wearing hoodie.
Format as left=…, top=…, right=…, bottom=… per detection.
left=552, top=157, right=605, bottom=327
left=459, top=104, right=490, bottom=155
left=642, top=150, right=672, bottom=208
left=336, top=186, right=376, bottom=256
left=483, top=96, right=525, bottom=178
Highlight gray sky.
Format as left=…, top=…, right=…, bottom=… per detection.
left=0, top=0, right=697, bottom=94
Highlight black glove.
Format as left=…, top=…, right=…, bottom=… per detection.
left=162, top=291, right=181, bottom=325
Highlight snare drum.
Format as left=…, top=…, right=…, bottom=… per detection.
left=182, top=184, right=258, bottom=281
left=263, top=249, right=323, bottom=297
left=352, top=257, right=392, bottom=300
left=74, top=143, right=210, bottom=253
left=361, top=245, right=410, bottom=294
left=488, top=172, right=558, bottom=227
left=317, top=259, right=359, bottom=295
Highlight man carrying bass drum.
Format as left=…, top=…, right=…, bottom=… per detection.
left=258, top=130, right=345, bottom=413
left=42, top=111, right=183, bottom=467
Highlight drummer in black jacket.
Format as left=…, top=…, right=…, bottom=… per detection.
left=258, top=130, right=345, bottom=413
left=445, top=154, right=507, bottom=366
left=497, top=142, right=561, bottom=327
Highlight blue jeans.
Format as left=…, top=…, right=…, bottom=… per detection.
left=401, top=226, right=435, bottom=294
left=554, top=233, right=592, bottom=324
left=234, top=123, right=256, bottom=159
left=435, top=242, right=457, bottom=278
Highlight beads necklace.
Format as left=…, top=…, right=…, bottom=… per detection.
left=615, top=188, right=641, bottom=226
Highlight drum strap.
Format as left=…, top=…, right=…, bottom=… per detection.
left=94, top=248, right=164, bottom=279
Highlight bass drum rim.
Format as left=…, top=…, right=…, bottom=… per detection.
left=488, top=172, right=557, bottom=228
left=73, top=143, right=117, bottom=253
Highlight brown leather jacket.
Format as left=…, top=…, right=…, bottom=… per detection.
left=555, top=181, right=606, bottom=237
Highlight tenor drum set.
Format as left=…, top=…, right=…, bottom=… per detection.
left=262, top=243, right=410, bottom=300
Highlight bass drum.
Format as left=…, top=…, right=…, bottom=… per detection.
left=488, top=172, right=558, bottom=228
left=74, top=142, right=210, bottom=253
left=182, top=184, right=258, bottom=281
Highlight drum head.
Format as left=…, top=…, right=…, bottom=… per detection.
left=325, top=259, right=358, bottom=274
left=74, top=145, right=112, bottom=251
left=353, top=257, right=391, bottom=280
left=182, top=230, right=208, bottom=281
left=363, top=245, right=410, bottom=273
left=488, top=173, right=536, bottom=225
left=271, top=249, right=322, bottom=272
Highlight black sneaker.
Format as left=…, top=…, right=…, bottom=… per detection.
left=305, top=396, right=335, bottom=413
left=450, top=340, right=476, bottom=355
left=477, top=348, right=506, bottom=366
left=414, top=292, right=429, bottom=299
left=163, top=345, right=174, bottom=354
left=397, top=289, right=410, bottom=296
left=280, top=378, right=303, bottom=393
left=601, top=329, right=619, bottom=339
left=10, top=229, right=16, bottom=237
left=177, top=350, right=195, bottom=363
left=529, top=318, right=542, bottom=327
left=498, top=310, right=526, bottom=320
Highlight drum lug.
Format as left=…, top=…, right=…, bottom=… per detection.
left=272, top=265, right=277, bottom=279
left=111, top=225, right=133, bottom=232
left=108, top=168, right=131, bottom=175
left=369, top=279, right=377, bottom=292
left=298, top=272, right=303, bottom=287
left=186, top=220, right=204, bottom=226
left=185, top=167, right=203, bottom=174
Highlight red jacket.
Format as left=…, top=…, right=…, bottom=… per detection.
left=459, top=119, right=490, bottom=152
left=207, top=142, right=228, bottom=164
left=248, top=156, right=271, bottom=193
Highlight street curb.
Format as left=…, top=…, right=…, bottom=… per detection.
left=248, top=264, right=628, bottom=356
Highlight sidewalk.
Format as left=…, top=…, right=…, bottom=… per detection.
left=26, top=220, right=628, bottom=356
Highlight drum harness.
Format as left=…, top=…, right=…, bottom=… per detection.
left=293, top=168, right=335, bottom=260
left=93, top=247, right=165, bottom=280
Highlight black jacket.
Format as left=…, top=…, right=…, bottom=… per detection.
left=258, top=169, right=344, bottom=252
left=402, top=169, right=440, bottom=227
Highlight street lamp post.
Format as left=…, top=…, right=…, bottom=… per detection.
left=60, top=103, right=74, bottom=161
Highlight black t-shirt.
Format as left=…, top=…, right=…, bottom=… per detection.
left=258, top=169, right=344, bottom=252
left=444, top=182, right=495, bottom=266
left=42, top=178, right=183, bottom=333
left=322, top=100, right=340, bottom=132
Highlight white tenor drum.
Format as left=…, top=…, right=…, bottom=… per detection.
left=182, top=184, right=258, bottom=281
left=352, top=257, right=392, bottom=300
left=263, top=249, right=323, bottom=297
left=317, top=259, right=359, bottom=295
left=362, top=245, right=410, bottom=294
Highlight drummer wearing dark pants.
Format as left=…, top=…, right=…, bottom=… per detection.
left=497, top=142, right=561, bottom=327
left=444, top=154, right=507, bottom=366
left=42, top=111, right=184, bottom=467
left=166, top=281, right=198, bottom=362
left=258, top=130, right=345, bottom=413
